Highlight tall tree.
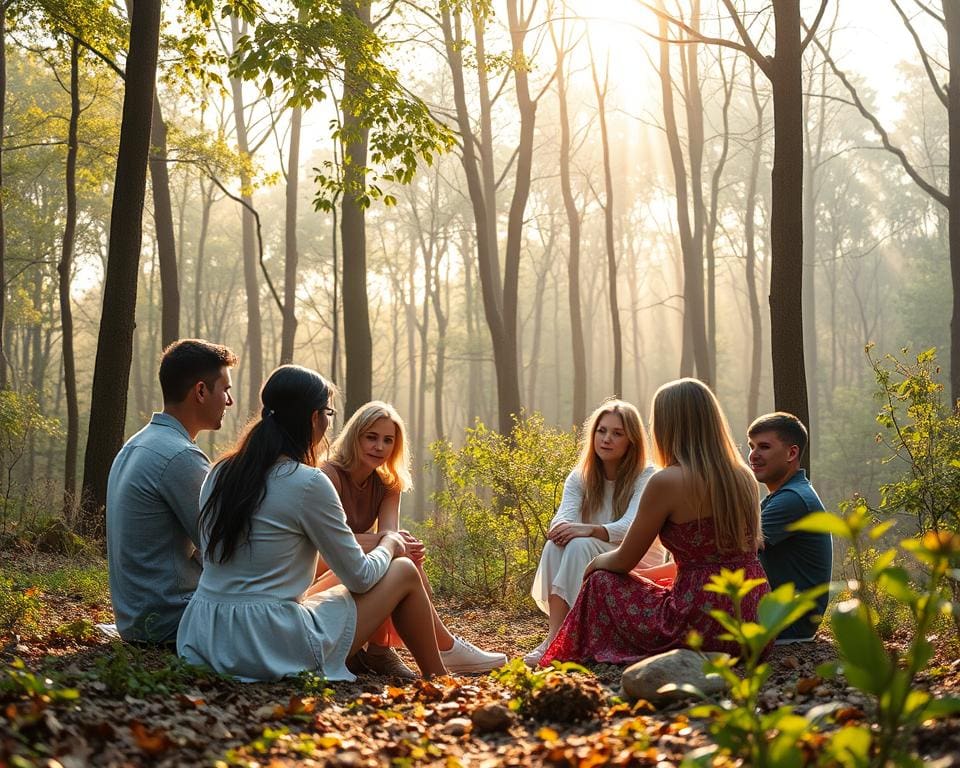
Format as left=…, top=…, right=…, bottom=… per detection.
left=57, top=37, right=80, bottom=501
left=590, top=50, right=624, bottom=397
left=81, top=0, right=161, bottom=521
left=812, top=0, right=960, bottom=406
left=149, top=94, right=179, bottom=348
left=227, top=13, right=264, bottom=415
left=439, top=0, right=544, bottom=433
left=646, top=0, right=828, bottom=465
left=340, top=0, right=373, bottom=417
left=655, top=0, right=710, bottom=384
left=550, top=13, right=587, bottom=424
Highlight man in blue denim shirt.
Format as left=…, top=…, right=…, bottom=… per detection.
left=107, top=339, right=237, bottom=644
left=748, top=412, right=832, bottom=642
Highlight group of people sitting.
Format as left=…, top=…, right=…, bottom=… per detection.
left=107, top=338, right=832, bottom=682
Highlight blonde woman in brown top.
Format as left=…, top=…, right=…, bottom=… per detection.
left=315, top=401, right=506, bottom=677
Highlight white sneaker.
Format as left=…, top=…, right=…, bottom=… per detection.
left=523, top=638, right=550, bottom=667
left=440, top=635, right=507, bottom=674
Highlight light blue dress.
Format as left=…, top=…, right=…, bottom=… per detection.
left=176, top=460, right=393, bottom=682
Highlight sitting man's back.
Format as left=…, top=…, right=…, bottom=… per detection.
left=107, top=339, right=237, bottom=643
left=748, top=412, right=832, bottom=642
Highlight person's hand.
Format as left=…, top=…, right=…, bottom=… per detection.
left=379, top=531, right=406, bottom=558
left=548, top=522, right=594, bottom=546
left=398, top=530, right=426, bottom=565
left=584, top=551, right=615, bottom=580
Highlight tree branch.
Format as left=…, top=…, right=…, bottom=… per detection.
left=799, top=0, right=829, bottom=53
left=635, top=0, right=770, bottom=76
left=810, top=34, right=948, bottom=207
left=890, top=0, right=948, bottom=106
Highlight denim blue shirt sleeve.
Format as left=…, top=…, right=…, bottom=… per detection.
left=106, top=413, right=210, bottom=643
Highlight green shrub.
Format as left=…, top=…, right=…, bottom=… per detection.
left=419, top=414, right=577, bottom=605
left=683, top=508, right=960, bottom=768
left=91, top=642, right=221, bottom=696
left=0, top=576, right=42, bottom=639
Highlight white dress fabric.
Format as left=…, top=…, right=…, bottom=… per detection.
left=177, top=460, right=393, bottom=682
left=531, top=466, right=665, bottom=613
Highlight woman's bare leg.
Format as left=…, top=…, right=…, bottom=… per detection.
left=351, top=559, right=446, bottom=677
left=547, top=594, right=571, bottom=644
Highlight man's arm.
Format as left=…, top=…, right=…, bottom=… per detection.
left=159, top=447, right=210, bottom=548
left=761, top=489, right=807, bottom=548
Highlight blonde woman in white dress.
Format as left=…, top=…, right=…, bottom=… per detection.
left=525, top=399, right=666, bottom=665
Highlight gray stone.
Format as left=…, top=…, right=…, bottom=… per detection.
left=621, top=649, right=730, bottom=706
left=470, top=702, right=514, bottom=734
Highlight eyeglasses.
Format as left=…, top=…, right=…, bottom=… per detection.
left=322, top=407, right=337, bottom=418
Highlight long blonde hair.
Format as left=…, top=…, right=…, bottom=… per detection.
left=650, top=379, right=760, bottom=552
left=577, top=399, right=649, bottom=524
left=328, top=401, right=413, bottom=492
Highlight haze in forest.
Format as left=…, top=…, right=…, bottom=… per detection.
left=0, top=0, right=953, bottom=523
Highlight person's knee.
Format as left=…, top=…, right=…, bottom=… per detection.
left=564, top=537, right=598, bottom=558
left=388, top=557, right=420, bottom=585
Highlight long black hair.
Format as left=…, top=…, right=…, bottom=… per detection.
left=200, top=365, right=333, bottom=564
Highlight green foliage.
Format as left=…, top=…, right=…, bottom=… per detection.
left=491, top=657, right=591, bottom=713
left=0, top=391, right=61, bottom=530
left=0, top=658, right=80, bottom=763
left=672, top=569, right=825, bottom=768
left=792, top=505, right=960, bottom=767
left=218, top=0, right=453, bottom=210
left=867, top=346, right=960, bottom=536
left=684, top=509, right=960, bottom=766
left=420, top=414, right=578, bottom=604
left=0, top=577, right=42, bottom=640
left=90, top=643, right=222, bottom=697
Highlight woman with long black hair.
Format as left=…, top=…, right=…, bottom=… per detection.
left=176, top=365, right=446, bottom=682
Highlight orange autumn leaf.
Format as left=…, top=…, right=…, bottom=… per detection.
left=130, top=720, right=173, bottom=755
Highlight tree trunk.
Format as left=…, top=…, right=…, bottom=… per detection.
left=59, top=38, right=80, bottom=502
left=554, top=26, right=586, bottom=425
left=658, top=9, right=699, bottom=383
left=193, top=179, right=214, bottom=336
left=340, top=0, right=373, bottom=418
left=149, top=94, right=179, bottom=348
left=81, top=0, right=161, bottom=523
left=281, top=106, right=301, bottom=364
left=440, top=4, right=523, bottom=434
left=0, top=8, right=7, bottom=389
left=591, top=55, right=623, bottom=398
left=681, top=0, right=711, bottom=384
left=746, top=63, right=765, bottom=424
left=706, top=51, right=734, bottom=382
left=769, top=0, right=810, bottom=463
left=229, top=15, right=264, bottom=414
left=947, top=3, right=960, bottom=407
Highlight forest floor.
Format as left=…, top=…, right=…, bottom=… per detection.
left=3, top=551, right=960, bottom=767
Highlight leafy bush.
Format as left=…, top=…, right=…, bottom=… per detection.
left=420, top=414, right=577, bottom=605
left=0, top=576, right=42, bottom=640
left=683, top=508, right=960, bottom=768
left=0, top=389, right=60, bottom=536
left=863, top=345, right=960, bottom=636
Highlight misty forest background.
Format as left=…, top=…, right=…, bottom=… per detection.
left=0, top=0, right=955, bottom=533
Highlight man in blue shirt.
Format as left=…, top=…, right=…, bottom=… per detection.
left=107, top=339, right=237, bottom=644
left=748, top=412, right=832, bottom=642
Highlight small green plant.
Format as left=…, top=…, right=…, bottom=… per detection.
left=422, top=414, right=577, bottom=604
left=672, top=569, right=826, bottom=767
left=684, top=508, right=960, bottom=767
left=492, top=657, right=591, bottom=712
left=793, top=503, right=960, bottom=767
left=0, top=658, right=80, bottom=762
left=295, top=670, right=333, bottom=698
left=91, top=642, right=220, bottom=696
left=54, top=618, right=96, bottom=641
left=0, top=576, right=42, bottom=639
